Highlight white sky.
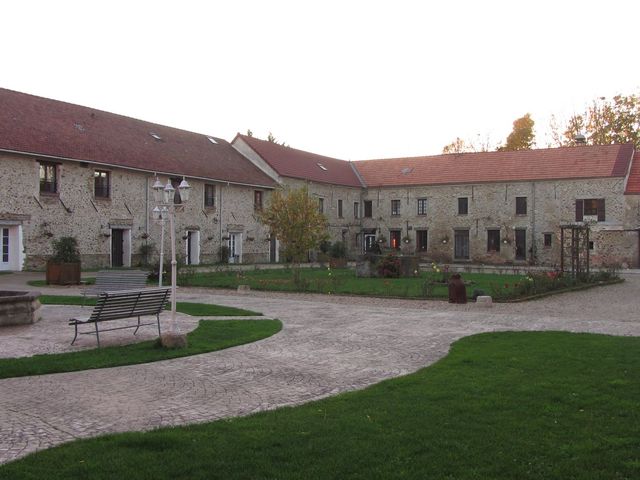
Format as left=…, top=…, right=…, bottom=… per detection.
left=2, top=0, right=638, bottom=160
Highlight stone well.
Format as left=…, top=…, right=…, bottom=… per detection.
left=0, top=291, right=42, bottom=326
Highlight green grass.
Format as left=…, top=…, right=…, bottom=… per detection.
left=28, top=278, right=96, bottom=287
left=38, top=295, right=262, bottom=316
left=180, top=267, right=524, bottom=299
left=1, top=331, right=637, bottom=479
left=0, top=319, right=281, bottom=379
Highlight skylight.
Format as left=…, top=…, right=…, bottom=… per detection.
left=317, top=163, right=328, bottom=171
left=149, top=132, right=162, bottom=141
left=207, top=136, right=218, bottom=144
left=401, top=167, right=414, bottom=175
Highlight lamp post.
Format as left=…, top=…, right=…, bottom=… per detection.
left=152, top=206, right=168, bottom=287
left=151, top=176, right=191, bottom=337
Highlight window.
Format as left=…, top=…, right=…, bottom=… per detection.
left=254, top=190, right=263, bottom=211
left=576, top=198, right=605, bottom=222
left=487, top=229, right=501, bottom=252
left=204, top=184, right=216, bottom=208
left=364, top=200, right=373, bottom=218
left=318, top=197, right=324, bottom=213
left=516, top=196, right=527, bottom=215
left=39, top=162, right=57, bottom=194
left=417, top=198, right=428, bottom=216
left=94, top=170, right=110, bottom=198
left=1, top=228, right=8, bottom=263
left=454, top=230, right=470, bottom=259
left=391, top=199, right=401, bottom=216
left=390, top=230, right=401, bottom=249
left=543, top=233, right=552, bottom=247
left=458, top=197, right=468, bottom=215
left=338, top=199, right=343, bottom=218
left=416, top=230, right=428, bottom=251
left=353, top=202, right=359, bottom=219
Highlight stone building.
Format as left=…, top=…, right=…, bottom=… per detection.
left=1, top=87, right=639, bottom=270
left=0, top=88, right=275, bottom=271
left=235, top=135, right=640, bottom=268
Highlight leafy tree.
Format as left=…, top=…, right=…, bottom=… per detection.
left=257, top=186, right=328, bottom=282
left=498, top=114, right=535, bottom=151
left=442, top=137, right=470, bottom=154
left=442, top=134, right=496, bottom=154
left=550, top=93, right=640, bottom=148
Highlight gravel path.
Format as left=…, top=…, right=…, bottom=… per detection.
left=0, top=272, right=639, bottom=464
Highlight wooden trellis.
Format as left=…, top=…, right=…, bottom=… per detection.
left=560, top=224, right=590, bottom=277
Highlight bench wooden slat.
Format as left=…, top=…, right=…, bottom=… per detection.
left=71, top=287, right=170, bottom=347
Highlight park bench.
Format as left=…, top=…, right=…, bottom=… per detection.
left=70, top=287, right=171, bottom=347
left=82, top=270, right=149, bottom=305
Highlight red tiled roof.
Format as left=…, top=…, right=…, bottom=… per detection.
left=354, top=144, right=635, bottom=187
left=0, top=88, right=275, bottom=187
left=625, top=152, right=640, bottom=194
left=235, top=134, right=363, bottom=187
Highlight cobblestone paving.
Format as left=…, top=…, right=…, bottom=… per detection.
left=0, top=273, right=639, bottom=464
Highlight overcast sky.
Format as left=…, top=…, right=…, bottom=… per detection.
left=2, top=0, right=638, bottom=160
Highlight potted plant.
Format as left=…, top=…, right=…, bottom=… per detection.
left=46, top=236, right=81, bottom=285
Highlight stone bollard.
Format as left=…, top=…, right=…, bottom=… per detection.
left=237, top=284, right=251, bottom=294
left=476, top=295, right=493, bottom=307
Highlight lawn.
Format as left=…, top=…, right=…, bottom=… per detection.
left=0, top=319, right=281, bottom=379
left=1, top=331, right=637, bottom=479
left=179, top=267, right=525, bottom=299
left=39, top=295, right=262, bottom=316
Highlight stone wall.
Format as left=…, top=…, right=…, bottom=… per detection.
left=361, top=177, right=635, bottom=267
left=0, top=152, right=271, bottom=270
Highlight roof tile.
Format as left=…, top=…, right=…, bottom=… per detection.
left=236, top=134, right=363, bottom=187
left=354, top=145, right=635, bottom=187
left=0, top=88, right=276, bottom=187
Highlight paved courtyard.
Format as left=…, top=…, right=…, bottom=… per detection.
left=1, top=272, right=639, bottom=464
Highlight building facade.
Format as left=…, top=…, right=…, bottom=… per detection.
left=1, top=88, right=639, bottom=271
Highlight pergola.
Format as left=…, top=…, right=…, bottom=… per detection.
left=559, top=223, right=590, bottom=277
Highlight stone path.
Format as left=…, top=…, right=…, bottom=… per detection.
left=0, top=272, right=639, bottom=464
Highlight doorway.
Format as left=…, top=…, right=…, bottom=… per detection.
left=111, top=228, right=131, bottom=267
left=185, top=230, right=200, bottom=265
left=269, top=236, right=279, bottom=263
left=515, top=229, right=527, bottom=261
left=228, top=233, right=242, bottom=263
left=454, top=230, right=470, bottom=260
left=364, top=234, right=376, bottom=252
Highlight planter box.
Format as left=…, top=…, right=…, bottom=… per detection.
left=46, top=261, right=81, bottom=285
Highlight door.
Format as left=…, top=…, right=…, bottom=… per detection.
left=111, top=229, right=124, bottom=267
left=228, top=233, right=242, bottom=263
left=454, top=230, right=470, bottom=260
left=0, top=228, right=9, bottom=271
left=269, top=236, right=278, bottom=263
left=515, top=229, right=527, bottom=261
left=186, top=231, right=200, bottom=265
left=364, top=234, right=376, bottom=252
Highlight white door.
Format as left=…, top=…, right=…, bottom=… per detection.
left=0, top=225, right=23, bottom=271
left=228, top=233, right=242, bottom=263
left=186, top=231, right=200, bottom=265
left=0, top=228, right=9, bottom=271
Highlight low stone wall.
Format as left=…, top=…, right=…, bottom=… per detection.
left=0, top=291, right=42, bottom=326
